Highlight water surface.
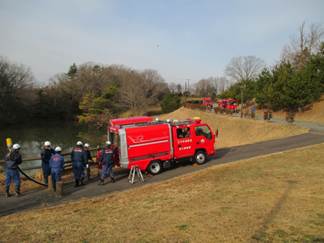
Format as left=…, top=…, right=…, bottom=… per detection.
left=0, top=121, right=106, bottom=172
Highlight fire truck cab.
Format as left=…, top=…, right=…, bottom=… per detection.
left=108, top=116, right=216, bottom=175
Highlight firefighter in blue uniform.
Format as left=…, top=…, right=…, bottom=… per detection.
left=84, top=143, right=93, bottom=180
left=71, top=141, right=87, bottom=187
left=5, top=143, right=22, bottom=197
left=40, top=141, right=55, bottom=184
left=49, top=146, right=64, bottom=191
left=98, top=141, right=115, bottom=185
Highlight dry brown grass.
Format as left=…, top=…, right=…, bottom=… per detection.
left=1, top=143, right=324, bottom=242
left=0, top=167, right=100, bottom=193
left=159, top=107, right=307, bottom=148
left=257, top=95, right=324, bottom=124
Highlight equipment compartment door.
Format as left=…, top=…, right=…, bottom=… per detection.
left=173, top=126, right=195, bottom=159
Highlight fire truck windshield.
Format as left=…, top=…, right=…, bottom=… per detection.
left=195, top=126, right=212, bottom=140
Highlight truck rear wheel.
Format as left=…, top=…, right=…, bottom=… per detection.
left=148, top=161, right=162, bottom=175
left=195, top=151, right=206, bottom=165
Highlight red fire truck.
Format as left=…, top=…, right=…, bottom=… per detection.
left=184, top=97, right=214, bottom=110
left=108, top=116, right=216, bottom=175
left=216, top=98, right=239, bottom=114
left=202, top=97, right=213, bottom=107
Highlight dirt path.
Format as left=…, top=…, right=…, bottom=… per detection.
left=1, top=130, right=323, bottom=217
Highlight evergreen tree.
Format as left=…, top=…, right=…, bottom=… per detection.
left=160, top=93, right=181, bottom=113
left=67, top=63, right=78, bottom=77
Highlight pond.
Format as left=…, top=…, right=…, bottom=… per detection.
left=0, top=121, right=107, bottom=172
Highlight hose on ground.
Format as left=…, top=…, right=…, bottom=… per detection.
left=17, top=166, right=48, bottom=187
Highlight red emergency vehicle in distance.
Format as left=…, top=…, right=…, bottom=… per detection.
left=108, top=116, right=216, bottom=175
left=202, top=97, right=213, bottom=107
left=184, top=97, right=213, bottom=110
left=216, top=98, right=239, bottom=114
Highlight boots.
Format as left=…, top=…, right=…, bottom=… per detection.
left=111, top=177, right=116, bottom=183
left=80, top=177, right=85, bottom=186
left=5, top=188, right=11, bottom=198
left=14, top=188, right=21, bottom=197
left=98, top=179, right=104, bottom=185
left=74, top=180, right=79, bottom=187
left=87, top=168, right=91, bottom=181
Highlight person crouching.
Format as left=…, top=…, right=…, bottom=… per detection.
left=49, top=146, right=64, bottom=192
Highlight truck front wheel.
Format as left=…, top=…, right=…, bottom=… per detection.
left=148, top=161, right=162, bottom=175
left=195, top=151, right=206, bottom=165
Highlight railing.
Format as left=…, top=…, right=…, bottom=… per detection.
left=0, top=149, right=98, bottom=172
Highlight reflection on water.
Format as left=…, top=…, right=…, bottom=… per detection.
left=0, top=121, right=106, bottom=172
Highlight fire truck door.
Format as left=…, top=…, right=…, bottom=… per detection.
left=173, top=126, right=194, bottom=158
left=194, top=125, right=214, bottom=152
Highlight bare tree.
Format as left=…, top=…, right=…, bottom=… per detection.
left=281, top=22, right=324, bottom=69
left=225, top=56, right=265, bottom=82
left=215, top=76, right=229, bottom=93
left=176, top=84, right=182, bottom=94
left=119, top=77, right=148, bottom=113
left=168, top=82, right=178, bottom=94
left=117, top=69, right=168, bottom=114
left=141, top=69, right=169, bottom=102
left=0, top=57, right=35, bottom=124
left=195, top=77, right=217, bottom=97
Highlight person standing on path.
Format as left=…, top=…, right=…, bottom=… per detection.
left=71, top=141, right=87, bottom=187
left=250, top=104, right=256, bottom=119
left=98, top=141, right=115, bottom=185
left=40, top=141, right=55, bottom=185
left=5, top=144, right=22, bottom=197
left=96, top=145, right=103, bottom=177
left=49, top=146, right=64, bottom=192
left=84, top=143, right=93, bottom=180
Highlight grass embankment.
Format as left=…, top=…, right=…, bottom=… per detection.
left=1, top=143, right=324, bottom=242
left=160, top=107, right=308, bottom=148
left=257, top=95, right=324, bottom=124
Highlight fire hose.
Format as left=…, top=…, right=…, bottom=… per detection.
left=17, top=166, right=48, bottom=187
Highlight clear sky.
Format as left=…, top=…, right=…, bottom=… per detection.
left=0, top=0, right=323, bottom=84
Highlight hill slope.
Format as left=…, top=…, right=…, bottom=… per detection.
left=160, top=107, right=307, bottom=148
left=257, top=96, right=324, bottom=124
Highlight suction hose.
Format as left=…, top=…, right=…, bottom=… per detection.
left=17, top=166, right=48, bottom=187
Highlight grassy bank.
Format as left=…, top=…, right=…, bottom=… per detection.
left=160, top=107, right=308, bottom=148
left=256, top=95, right=324, bottom=124
left=1, top=143, right=324, bottom=242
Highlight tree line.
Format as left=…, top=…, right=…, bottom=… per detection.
left=0, top=60, right=170, bottom=127
left=1, top=22, right=323, bottom=126
left=219, top=22, right=324, bottom=116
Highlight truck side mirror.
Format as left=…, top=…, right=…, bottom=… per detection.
left=215, top=129, right=219, bottom=138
